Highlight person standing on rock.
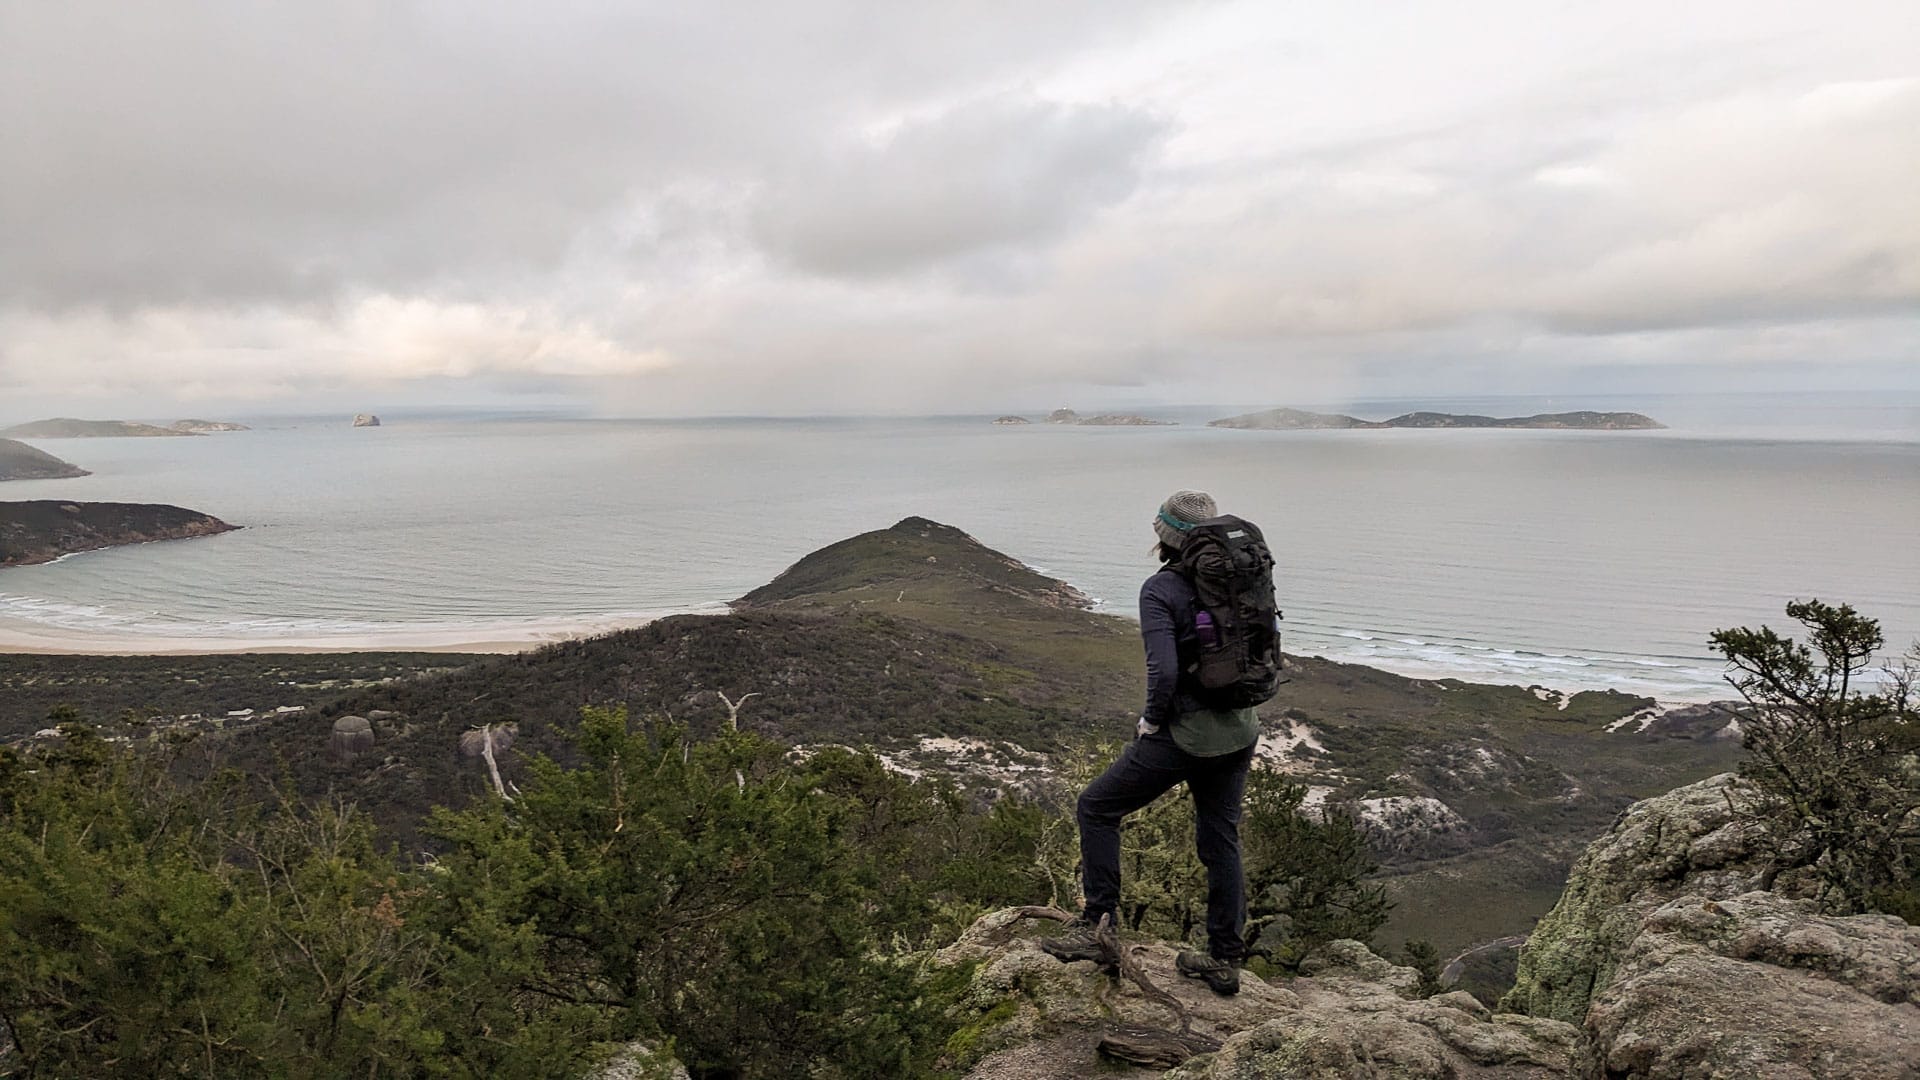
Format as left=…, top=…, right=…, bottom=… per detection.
left=1041, top=489, right=1283, bottom=995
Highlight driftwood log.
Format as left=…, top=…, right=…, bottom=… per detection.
left=1097, top=1024, right=1225, bottom=1067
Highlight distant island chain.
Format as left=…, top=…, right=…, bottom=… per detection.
left=991, top=407, right=1664, bottom=430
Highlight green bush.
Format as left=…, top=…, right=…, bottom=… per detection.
left=0, top=710, right=1047, bottom=1079
left=1711, top=600, right=1920, bottom=915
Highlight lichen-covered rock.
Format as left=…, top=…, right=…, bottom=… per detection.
left=1296, top=938, right=1425, bottom=999
left=936, top=909, right=1576, bottom=1079
left=1503, top=773, right=1920, bottom=1078
left=1503, top=773, right=1772, bottom=1022
left=1581, top=892, right=1920, bottom=1078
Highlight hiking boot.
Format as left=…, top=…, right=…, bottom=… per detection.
left=1039, top=918, right=1106, bottom=964
left=1176, top=950, right=1241, bottom=995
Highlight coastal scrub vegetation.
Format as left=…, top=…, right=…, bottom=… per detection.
left=0, top=705, right=1386, bottom=1078
left=1711, top=600, right=1920, bottom=918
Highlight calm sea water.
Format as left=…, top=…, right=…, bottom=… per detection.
left=3, top=395, right=1916, bottom=701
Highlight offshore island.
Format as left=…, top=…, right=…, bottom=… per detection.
left=1209, top=407, right=1666, bottom=430
left=0, top=417, right=252, bottom=438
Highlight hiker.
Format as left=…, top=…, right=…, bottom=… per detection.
left=1041, top=489, right=1282, bottom=995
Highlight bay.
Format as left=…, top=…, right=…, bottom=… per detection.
left=2, top=394, right=1915, bottom=701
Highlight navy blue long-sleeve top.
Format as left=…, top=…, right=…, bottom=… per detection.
left=1139, top=566, right=1203, bottom=725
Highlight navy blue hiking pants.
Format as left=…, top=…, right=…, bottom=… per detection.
left=1076, top=731, right=1257, bottom=959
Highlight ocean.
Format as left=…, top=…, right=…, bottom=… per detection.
left=3, top=394, right=1916, bottom=701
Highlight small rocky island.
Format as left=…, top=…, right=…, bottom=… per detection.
left=0, top=418, right=201, bottom=438
left=353, top=413, right=382, bottom=428
left=171, top=419, right=251, bottom=433
left=0, top=439, right=91, bottom=481
left=990, top=415, right=1031, bottom=425
left=1210, top=407, right=1665, bottom=431
left=0, top=501, right=238, bottom=567
left=1015, top=408, right=1174, bottom=427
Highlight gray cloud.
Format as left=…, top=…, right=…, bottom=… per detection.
left=0, top=1, right=1184, bottom=308
left=1, top=0, right=1916, bottom=414
left=751, top=95, right=1165, bottom=276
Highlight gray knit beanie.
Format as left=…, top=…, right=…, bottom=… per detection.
left=1152, top=489, right=1217, bottom=554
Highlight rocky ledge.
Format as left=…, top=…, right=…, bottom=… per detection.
left=1504, top=773, right=1920, bottom=1077
left=935, top=909, right=1577, bottom=1078
left=0, top=500, right=239, bottom=567
left=934, top=775, right=1918, bottom=1079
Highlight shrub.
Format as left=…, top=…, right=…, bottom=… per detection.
left=1710, top=600, right=1920, bottom=914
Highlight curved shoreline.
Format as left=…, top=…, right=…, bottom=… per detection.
left=0, top=609, right=1733, bottom=702
left=0, top=613, right=670, bottom=656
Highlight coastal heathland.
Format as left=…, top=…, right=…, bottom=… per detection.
left=0, top=500, right=238, bottom=567
left=0, top=439, right=90, bottom=481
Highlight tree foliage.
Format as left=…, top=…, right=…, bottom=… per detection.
left=1710, top=600, right=1920, bottom=915
left=0, top=709, right=1045, bottom=1079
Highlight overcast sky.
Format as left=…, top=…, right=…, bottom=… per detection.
left=2, top=1, right=1915, bottom=417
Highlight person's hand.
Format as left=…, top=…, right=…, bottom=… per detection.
left=1136, top=716, right=1162, bottom=738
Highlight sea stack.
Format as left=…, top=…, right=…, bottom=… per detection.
left=353, top=414, right=382, bottom=428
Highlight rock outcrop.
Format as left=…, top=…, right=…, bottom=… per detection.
left=1504, top=772, right=1920, bottom=1077
left=992, top=416, right=1032, bottom=425
left=353, top=413, right=382, bottom=427
left=170, top=419, right=250, bottom=432
left=1585, top=892, right=1920, bottom=1078
left=0, top=438, right=90, bottom=481
left=936, top=908, right=1577, bottom=1079
left=1503, top=774, right=1771, bottom=1023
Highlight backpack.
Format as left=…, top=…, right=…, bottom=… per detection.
left=1175, top=515, right=1283, bottom=709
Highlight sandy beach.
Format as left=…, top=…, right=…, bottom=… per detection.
left=0, top=615, right=664, bottom=656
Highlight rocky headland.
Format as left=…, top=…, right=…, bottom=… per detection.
left=0, top=500, right=238, bottom=567
left=170, top=418, right=251, bottom=432
left=1210, top=408, right=1665, bottom=431
left=0, top=438, right=90, bottom=481
left=0, top=417, right=201, bottom=438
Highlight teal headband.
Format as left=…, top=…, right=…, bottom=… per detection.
left=1157, top=508, right=1197, bottom=532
